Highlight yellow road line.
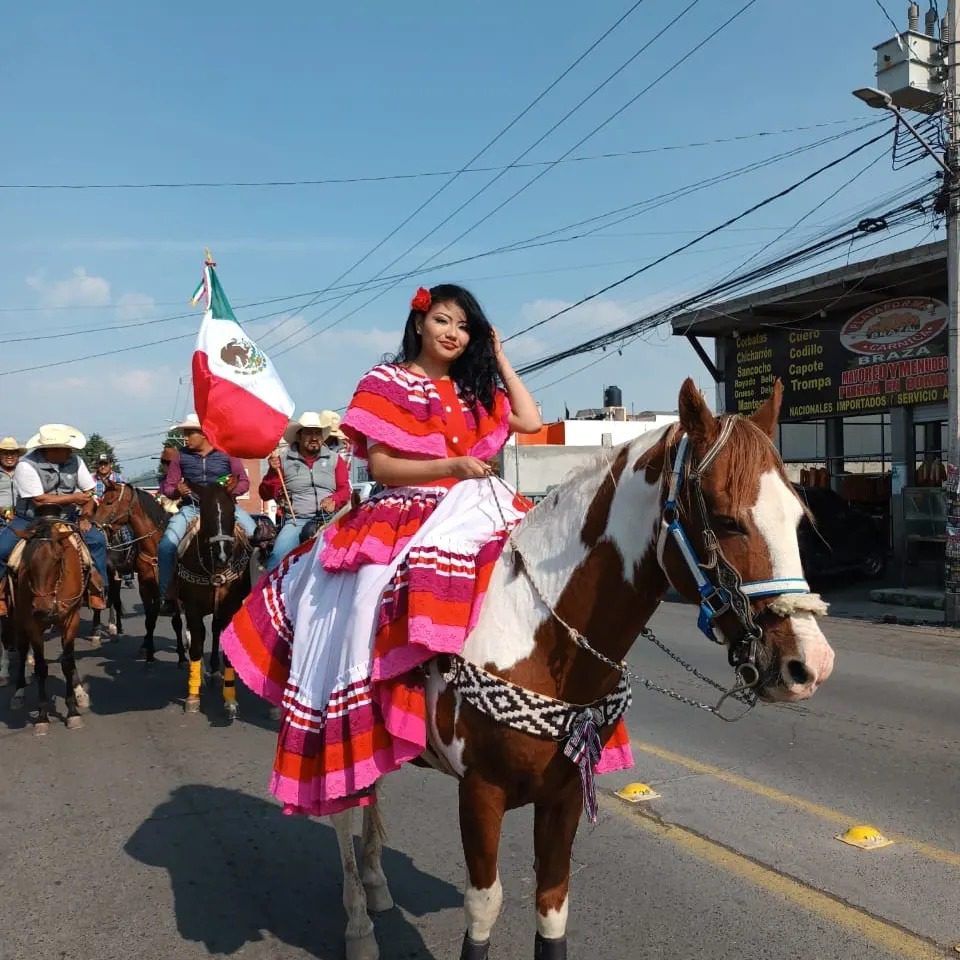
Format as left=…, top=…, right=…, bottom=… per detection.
left=601, top=795, right=947, bottom=960
left=631, top=738, right=960, bottom=869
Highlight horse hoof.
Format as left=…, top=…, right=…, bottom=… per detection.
left=364, top=884, right=395, bottom=914
left=10, top=690, right=25, bottom=710
left=184, top=696, right=201, bottom=714
left=459, top=934, right=490, bottom=960
left=534, top=934, right=567, bottom=960
left=66, top=715, right=84, bottom=731
left=88, top=635, right=102, bottom=649
left=345, top=932, right=380, bottom=960
left=34, top=722, right=49, bottom=737
left=223, top=701, right=238, bottom=721
left=74, top=686, right=90, bottom=710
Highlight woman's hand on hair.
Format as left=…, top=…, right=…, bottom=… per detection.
left=491, top=327, right=505, bottom=360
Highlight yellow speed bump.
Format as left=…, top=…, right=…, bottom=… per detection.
left=615, top=782, right=660, bottom=803
left=835, top=824, right=894, bottom=850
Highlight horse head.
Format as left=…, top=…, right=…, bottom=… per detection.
left=19, top=520, right=82, bottom=621
left=659, top=378, right=834, bottom=702
left=93, top=482, right=134, bottom=534
left=197, top=483, right=238, bottom=574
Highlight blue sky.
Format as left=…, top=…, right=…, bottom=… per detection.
left=0, top=0, right=941, bottom=471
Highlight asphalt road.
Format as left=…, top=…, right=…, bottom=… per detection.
left=1, top=598, right=958, bottom=960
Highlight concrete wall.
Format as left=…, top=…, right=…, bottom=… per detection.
left=502, top=445, right=617, bottom=498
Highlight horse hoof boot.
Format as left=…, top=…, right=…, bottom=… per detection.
left=10, top=689, right=25, bottom=710
left=184, top=696, right=201, bottom=714
left=345, top=931, right=379, bottom=960
left=460, top=934, right=491, bottom=960
left=74, top=685, right=90, bottom=710
left=534, top=934, right=567, bottom=960
left=66, top=715, right=84, bottom=731
left=34, top=721, right=49, bottom=737
left=364, top=882, right=394, bottom=913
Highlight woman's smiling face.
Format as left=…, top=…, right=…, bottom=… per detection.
left=417, top=299, right=470, bottom=367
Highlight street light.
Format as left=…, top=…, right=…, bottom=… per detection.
left=852, top=86, right=952, bottom=175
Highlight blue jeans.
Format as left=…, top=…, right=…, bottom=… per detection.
left=0, top=516, right=108, bottom=585
left=158, top=504, right=257, bottom=595
left=265, top=517, right=309, bottom=573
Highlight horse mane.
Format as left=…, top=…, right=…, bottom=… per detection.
left=132, top=486, right=169, bottom=529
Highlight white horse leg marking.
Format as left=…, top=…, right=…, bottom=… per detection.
left=331, top=809, right=379, bottom=960
left=537, top=897, right=569, bottom=939
left=10, top=687, right=25, bottom=710
left=464, top=874, right=503, bottom=943
left=74, top=684, right=90, bottom=710
left=361, top=790, right=394, bottom=913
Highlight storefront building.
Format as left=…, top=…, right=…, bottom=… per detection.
left=672, top=240, right=948, bottom=582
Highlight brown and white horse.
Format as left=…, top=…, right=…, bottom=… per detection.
left=329, top=379, right=834, bottom=960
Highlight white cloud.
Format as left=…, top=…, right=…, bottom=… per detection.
left=27, top=268, right=111, bottom=309
left=115, top=292, right=156, bottom=322
left=113, top=368, right=165, bottom=400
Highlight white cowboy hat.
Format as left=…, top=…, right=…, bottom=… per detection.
left=0, top=437, right=25, bottom=454
left=174, top=413, right=203, bottom=432
left=282, top=410, right=345, bottom=446
left=25, top=424, right=87, bottom=452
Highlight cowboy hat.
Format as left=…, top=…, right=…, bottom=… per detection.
left=0, top=437, right=25, bottom=454
left=174, top=413, right=203, bottom=433
left=282, top=410, right=345, bottom=446
left=25, top=424, right=87, bottom=452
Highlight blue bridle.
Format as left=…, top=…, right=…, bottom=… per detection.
left=657, top=420, right=812, bottom=684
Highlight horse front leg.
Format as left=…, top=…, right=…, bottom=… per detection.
left=10, top=615, right=29, bottom=711
left=30, top=622, right=50, bottom=734
left=184, top=608, right=205, bottom=714
left=110, top=575, right=123, bottom=638
left=360, top=784, right=394, bottom=913
left=60, top=609, right=87, bottom=730
left=459, top=773, right=507, bottom=960
left=331, top=808, right=379, bottom=960
left=212, top=611, right=238, bottom=722
left=139, top=572, right=158, bottom=663
left=531, top=778, right=582, bottom=960
left=173, top=611, right=186, bottom=666
left=0, top=616, right=11, bottom=686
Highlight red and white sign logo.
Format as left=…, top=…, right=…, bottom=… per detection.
left=840, top=297, right=946, bottom=355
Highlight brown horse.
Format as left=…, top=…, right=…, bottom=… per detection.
left=327, top=380, right=835, bottom=960
left=93, top=483, right=184, bottom=663
left=9, top=519, right=92, bottom=732
left=176, top=483, right=252, bottom=719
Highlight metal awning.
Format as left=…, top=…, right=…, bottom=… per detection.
left=670, top=240, right=946, bottom=338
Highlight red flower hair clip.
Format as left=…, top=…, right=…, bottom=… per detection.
left=410, top=287, right=432, bottom=313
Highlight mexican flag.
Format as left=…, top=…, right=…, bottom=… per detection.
left=190, top=258, right=295, bottom=459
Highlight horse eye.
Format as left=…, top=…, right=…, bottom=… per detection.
left=714, top=514, right=747, bottom=536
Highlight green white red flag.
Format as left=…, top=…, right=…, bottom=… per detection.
left=190, top=258, right=294, bottom=459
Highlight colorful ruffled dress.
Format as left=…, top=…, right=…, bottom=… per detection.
left=222, top=363, right=631, bottom=816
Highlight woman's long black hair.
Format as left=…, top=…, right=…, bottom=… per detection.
left=394, top=283, right=498, bottom=413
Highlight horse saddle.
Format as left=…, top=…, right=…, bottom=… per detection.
left=177, top=517, right=251, bottom=559
left=7, top=523, right=93, bottom=576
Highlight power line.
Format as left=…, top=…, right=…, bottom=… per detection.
left=266, top=0, right=762, bottom=359
left=502, top=126, right=894, bottom=346
left=258, top=0, right=650, bottom=347
left=0, top=119, right=871, bottom=192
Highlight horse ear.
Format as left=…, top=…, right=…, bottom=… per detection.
left=678, top=378, right=716, bottom=441
left=750, top=379, right=783, bottom=438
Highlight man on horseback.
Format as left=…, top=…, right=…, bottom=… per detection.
left=157, top=413, right=256, bottom=616
left=259, top=410, right=351, bottom=573
left=0, top=437, right=25, bottom=522
left=0, top=424, right=108, bottom=616
left=93, top=453, right=125, bottom=501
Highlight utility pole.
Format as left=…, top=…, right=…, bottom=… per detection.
left=945, top=0, right=960, bottom=624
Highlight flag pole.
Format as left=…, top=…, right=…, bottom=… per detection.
left=274, top=449, right=297, bottom=521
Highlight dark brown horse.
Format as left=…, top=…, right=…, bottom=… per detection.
left=93, top=483, right=185, bottom=663
left=9, top=519, right=92, bottom=733
left=327, top=380, right=836, bottom=960
left=175, top=483, right=252, bottom=719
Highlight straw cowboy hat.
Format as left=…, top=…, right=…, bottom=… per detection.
left=0, top=437, right=26, bottom=454
left=282, top=410, right=346, bottom=446
left=174, top=413, right=203, bottom=432
left=25, top=424, right=87, bottom=452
